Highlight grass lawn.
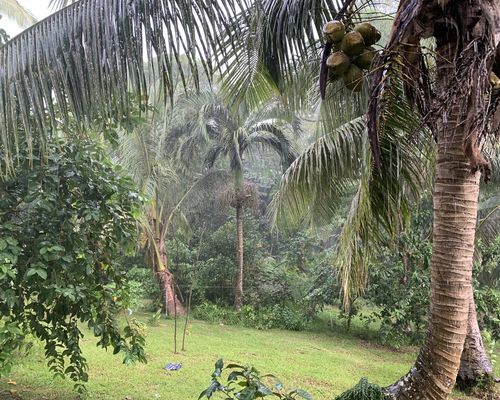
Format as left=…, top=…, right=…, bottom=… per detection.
left=0, top=312, right=498, bottom=400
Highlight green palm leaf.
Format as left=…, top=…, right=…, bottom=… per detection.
left=0, top=0, right=250, bottom=169
left=0, top=0, right=36, bottom=28
left=271, top=116, right=366, bottom=227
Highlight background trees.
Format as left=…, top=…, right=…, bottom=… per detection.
left=0, top=1, right=498, bottom=398
left=173, top=93, right=297, bottom=309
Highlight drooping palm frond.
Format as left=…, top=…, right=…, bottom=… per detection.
left=0, top=0, right=36, bottom=28
left=271, top=116, right=366, bottom=227
left=115, top=116, right=178, bottom=200
left=339, top=61, right=433, bottom=304
left=336, top=160, right=373, bottom=311
left=273, top=56, right=433, bottom=306
left=163, top=168, right=232, bottom=237
left=245, top=123, right=297, bottom=167
left=0, top=0, right=255, bottom=170
left=48, top=0, right=78, bottom=10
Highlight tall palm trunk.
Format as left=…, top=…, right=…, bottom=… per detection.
left=457, top=295, right=494, bottom=389
left=233, top=168, right=245, bottom=311
left=233, top=201, right=244, bottom=310
left=385, top=48, right=482, bottom=396
left=381, top=1, right=500, bottom=394
left=385, top=110, right=481, bottom=399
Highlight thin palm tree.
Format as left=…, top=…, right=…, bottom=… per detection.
left=116, top=108, right=232, bottom=315
left=175, top=93, right=297, bottom=309
left=116, top=114, right=187, bottom=315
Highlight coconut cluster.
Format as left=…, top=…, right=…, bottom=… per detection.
left=323, top=21, right=381, bottom=92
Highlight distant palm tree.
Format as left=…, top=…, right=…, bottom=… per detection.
left=117, top=108, right=231, bottom=315
left=175, top=93, right=297, bottom=309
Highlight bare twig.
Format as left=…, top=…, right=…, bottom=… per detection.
left=182, top=229, right=205, bottom=352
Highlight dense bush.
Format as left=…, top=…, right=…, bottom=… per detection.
left=0, top=141, right=146, bottom=388
left=364, top=208, right=432, bottom=346
left=474, top=237, right=500, bottom=339
left=192, top=303, right=309, bottom=331
left=363, top=207, right=499, bottom=345
left=126, top=266, right=162, bottom=311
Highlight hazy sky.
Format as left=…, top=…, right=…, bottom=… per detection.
left=1, top=0, right=53, bottom=38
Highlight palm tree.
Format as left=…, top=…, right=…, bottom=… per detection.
left=1, top=0, right=498, bottom=397
left=273, top=112, right=498, bottom=390
left=116, top=106, right=232, bottom=315
left=175, top=93, right=297, bottom=309
left=115, top=113, right=186, bottom=315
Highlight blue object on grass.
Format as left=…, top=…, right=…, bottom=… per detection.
left=164, top=363, right=182, bottom=371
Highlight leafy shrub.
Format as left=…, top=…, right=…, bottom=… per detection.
left=0, top=141, right=146, bottom=388
left=364, top=208, right=432, bottom=346
left=474, top=238, right=500, bottom=339
left=334, top=378, right=384, bottom=400
left=475, top=288, right=500, bottom=340
left=192, top=303, right=309, bottom=331
left=127, top=266, right=161, bottom=311
left=199, top=359, right=312, bottom=399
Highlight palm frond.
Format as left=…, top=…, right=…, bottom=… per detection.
left=0, top=0, right=36, bottom=28
left=48, top=0, right=78, bottom=10
left=245, top=123, right=298, bottom=167
left=164, top=168, right=233, bottom=235
left=271, top=116, right=366, bottom=227
left=0, top=0, right=251, bottom=168
left=336, top=160, right=372, bottom=307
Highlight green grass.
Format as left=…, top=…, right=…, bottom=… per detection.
left=0, top=312, right=497, bottom=400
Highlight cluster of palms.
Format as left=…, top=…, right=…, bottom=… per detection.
left=1, top=0, right=499, bottom=399
left=114, top=91, right=297, bottom=313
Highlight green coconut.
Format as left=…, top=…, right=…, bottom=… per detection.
left=323, top=20, right=346, bottom=43
left=340, top=31, right=365, bottom=56
left=353, top=46, right=376, bottom=70
left=328, top=69, right=341, bottom=82
left=343, top=64, right=364, bottom=92
left=326, top=51, right=351, bottom=75
left=354, top=22, right=381, bottom=46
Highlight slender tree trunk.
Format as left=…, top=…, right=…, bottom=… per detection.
left=384, top=101, right=481, bottom=399
left=234, top=202, right=244, bottom=310
left=456, top=295, right=494, bottom=390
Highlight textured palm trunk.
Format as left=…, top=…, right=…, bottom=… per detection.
left=385, top=107, right=481, bottom=399
left=156, top=236, right=185, bottom=316
left=456, top=295, right=494, bottom=389
left=233, top=202, right=244, bottom=310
